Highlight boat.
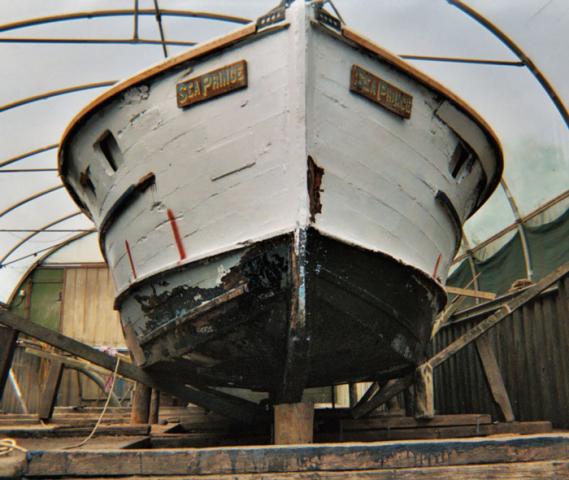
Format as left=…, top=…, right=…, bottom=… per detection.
left=58, top=0, right=503, bottom=404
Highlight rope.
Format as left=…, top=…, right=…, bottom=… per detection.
left=0, top=438, right=27, bottom=456
left=64, top=357, right=121, bottom=450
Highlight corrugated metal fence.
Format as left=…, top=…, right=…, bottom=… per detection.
left=431, top=273, right=569, bottom=428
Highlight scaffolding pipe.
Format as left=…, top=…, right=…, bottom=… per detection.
left=0, top=144, right=58, bottom=169
left=449, top=0, right=569, bottom=128
left=0, top=9, right=250, bottom=33
left=0, top=185, right=64, bottom=219
left=0, top=211, right=84, bottom=265
left=0, top=81, right=117, bottom=114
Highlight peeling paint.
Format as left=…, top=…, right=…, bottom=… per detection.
left=120, top=85, right=150, bottom=105
left=307, top=156, right=324, bottom=223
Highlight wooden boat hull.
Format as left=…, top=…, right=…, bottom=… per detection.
left=58, top=2, right=502, bottom=401
left=122, top=228, right=445, bottom=393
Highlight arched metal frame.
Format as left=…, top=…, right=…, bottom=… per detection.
left=0, top=2, right=566, bottom=305
left=449, top=0, right=568, bottom=128
left=4, top=230, right=96, bottom=306
left=0, top=211, right=84, bottom=265
left=500, top=179, right=533, bottom=280
left=0, top=8, right=252, bottom=49
left=0, top=82, right=117, bottom=114
left=429, top=1, right=568, bottom=289
left=0, top=7, right=256, bottom=305
left=0, top=9, right=251, bottom=33
left=0, top=37, right=197, bottom=47
left=1, top=229, right=96, bottom=268
left=0, top=185, right=64, bottom=219
left=0, top=144, right=58, bottom=169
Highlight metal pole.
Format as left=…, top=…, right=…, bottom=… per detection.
left=449, top=0, right=569, bottom=128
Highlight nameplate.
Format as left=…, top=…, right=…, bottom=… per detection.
left=350, top=64, right=412, bottom=119
left=177, top=60, right=248, bottom=108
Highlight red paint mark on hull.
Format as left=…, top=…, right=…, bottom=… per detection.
left=125, top=239, right=137, bottom=279
left=432, top=253, right=442, bottom=280
left=167, top=208, right=187, bottom=261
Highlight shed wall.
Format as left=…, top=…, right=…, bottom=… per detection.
left=2, top=265, right=126, bottom=413
left=60, top=267, right=124, bottom=348
left=431, top=274, right=569, bottom=427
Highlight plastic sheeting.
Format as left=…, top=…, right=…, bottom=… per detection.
left=0, top=0, right=567, bottom=303
left=449, top=205, right=569, bottom=298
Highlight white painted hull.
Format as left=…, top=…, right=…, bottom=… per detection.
left=59, top=2, right=502, bottom=394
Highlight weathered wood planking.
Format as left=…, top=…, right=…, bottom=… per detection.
left=475, top=335, right=514, bottom=422
left=434, top=273, right=569, bottom=428
left=340, top=413, right=491, bottom=431
left=327, top=421, right=552, bottom=442
left=430, top=262, right=569, bottom=369
left=24, top=434, right=569, bottom=477
left=130, top=382, right=152, bottom=424
left=0, top=424, right=149, bottom=438
left=61, top=267, right=124, bottom=348
left=274, top=402, right=314, bottom=444
left=38, top=360, right=64, bottom=421
left=41, top=462, right=567, bottom=478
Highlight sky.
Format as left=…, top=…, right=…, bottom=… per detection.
left=0, top=0, right=567, bottom=302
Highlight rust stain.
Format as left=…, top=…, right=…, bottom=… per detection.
left=167, top=208, right=187, bottom=261
left=307, top=156, right=324, bottom=222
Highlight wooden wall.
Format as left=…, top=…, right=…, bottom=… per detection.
left=2, top=266, right=127, bottom=413
left=431, top=273, right=569, bottom=428
left=60, top=267, right=124, bottom=348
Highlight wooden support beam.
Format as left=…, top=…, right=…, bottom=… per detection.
left=24, top=434, right=569, bottom=477
left=274, top=402, right=314, bottom=444
left=0, top=326, right=18, bottom=400
left=24, top=347, right=121, bottom=406
left=476, top=335, right=515, bottom=422
left=353, top=381, right=379, bottom=411
left=404, top=386, right=415, bottom=417
left=429, top=261, right=569, bottom=369
left=415, top=363, right=434, bottom=419
left=0, top=308, right=265, bottom=423
left=149, top=389, right=160, bottom=424
left=340, top=413, right=492, bottom=431
left=130, top=382, right=151, bottom=424
left=445, top=285, right=496, bottom=300
left=38, top=360, right=64, bottom=421
left=352, top=375, right=413, bottom=419
left=348, top=383, right=358, bottom=408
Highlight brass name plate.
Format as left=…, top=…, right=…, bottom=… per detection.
left=176, top=60, right=248, bottom=108
left=350, top=65, right=412, bottom=119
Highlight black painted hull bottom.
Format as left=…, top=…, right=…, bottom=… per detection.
left=120, top=229, right=446, bottom=397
